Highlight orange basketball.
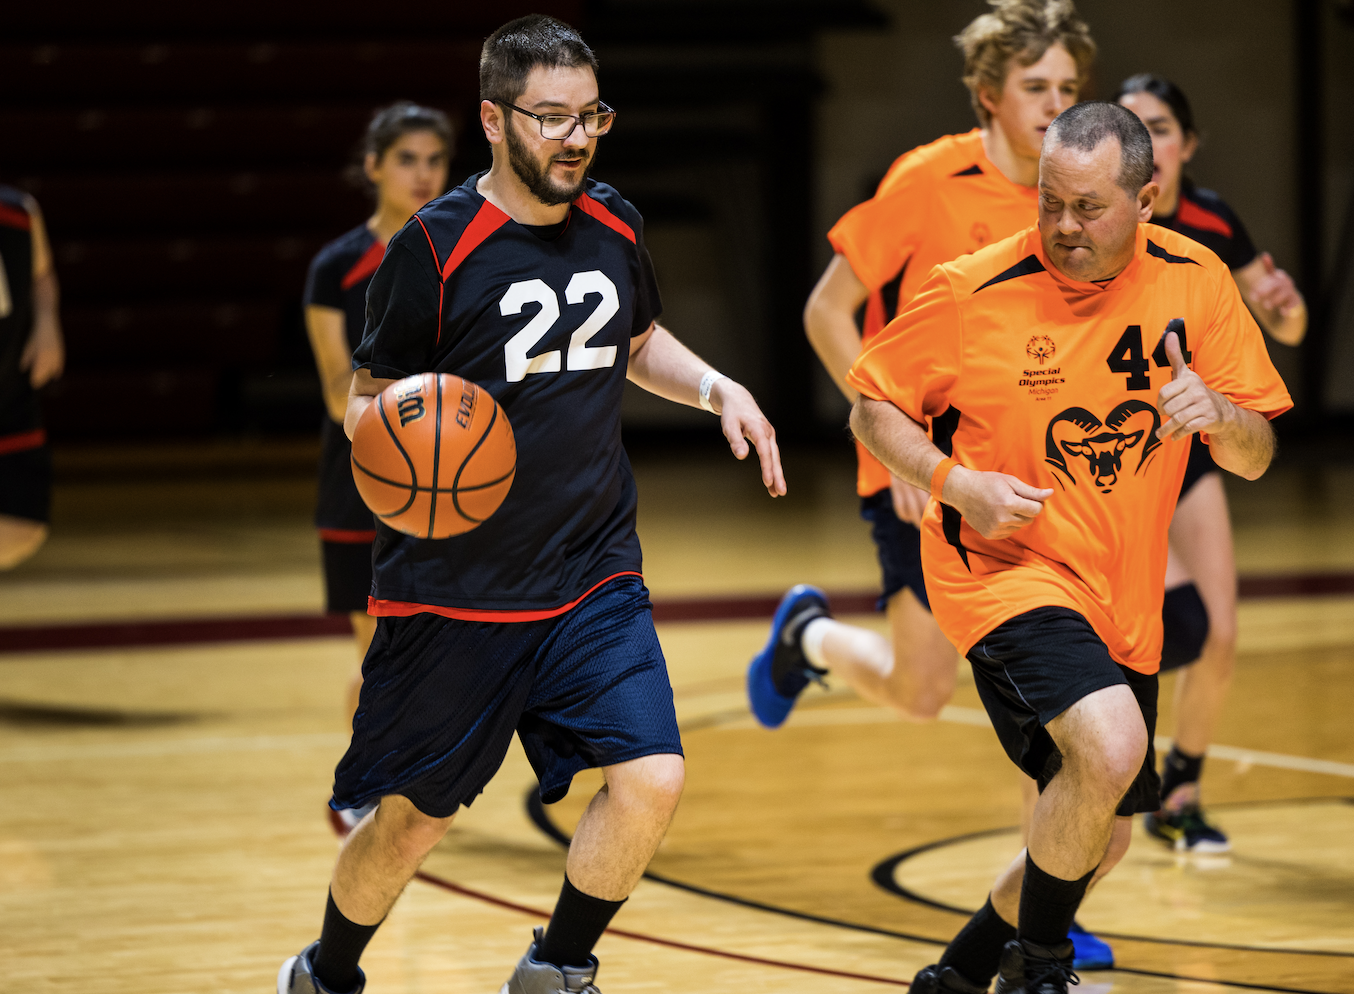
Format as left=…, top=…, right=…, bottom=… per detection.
left=350, top=373, right=516, bottom=539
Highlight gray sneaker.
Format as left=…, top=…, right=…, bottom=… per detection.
left=499, top=927, right=601, bottom=994
left=277, top=941, right=365, bottom=994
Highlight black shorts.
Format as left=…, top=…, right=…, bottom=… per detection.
left=320, top=534, right=375, bottom=614
left=1179, top=434, right=1218, bottom=499
left=966, top=607, right=1161, bottom=816
left=331, top=575, right=683, bottom=818
left=860, top=490, right=931, bottom=612
left=0, top=438, right=52, bottom=524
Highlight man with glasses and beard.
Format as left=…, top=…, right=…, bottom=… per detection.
left=277, top=15, right=785, bottom=994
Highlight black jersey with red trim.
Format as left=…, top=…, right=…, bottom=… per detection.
left=304, top=224, right=384, bottom=534
left=1151, top=181, right=1257, bottom=271
left=0, top=186, right=39, bottom=435
left=352, top=173, right=663, bottom=615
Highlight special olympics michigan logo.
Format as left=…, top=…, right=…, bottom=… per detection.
left=1026, top=335, right=1056, bottom=365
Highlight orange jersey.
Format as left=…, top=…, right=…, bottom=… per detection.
left=847, top=224, right=1291, bottom=673
left=827, top=129, right=1039, bottom=496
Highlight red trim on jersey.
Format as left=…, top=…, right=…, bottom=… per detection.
left=319, top=528, right=377, bottom=544
left=340, top=240, right=385, bottom=290
left=573, top=192, right=636, bottom=244
left=441, top=200, right=510, bottom=281
left=413, top=214, right=445, bottom=346
left=367, top=571, right=643, bottom=623
left=1177, top=196, right=1233, bottom=239
left=0, top=203, right=31, bottom=231
left=0, top=428, right=47, bottom=456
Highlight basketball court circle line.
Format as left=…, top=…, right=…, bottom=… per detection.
left=868, top=807, right=1354, bottom=960
left=523, top=792, right=1339, bottom=994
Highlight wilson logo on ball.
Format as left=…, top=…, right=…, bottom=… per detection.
left=350, top=373, right=516, bottom=539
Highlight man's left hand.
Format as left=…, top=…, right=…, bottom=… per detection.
left=1250, top=252, right=1302, bottom=317
left=1155, top=331, right=1228, bottom=442
left=712, top=378, right=787, bottom=497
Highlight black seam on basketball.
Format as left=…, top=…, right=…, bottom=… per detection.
left=451, top=397, right=504, bottom=523
left=452, top=467, right=516, bottom=493
left=428, top=375, right=443, bottom=537
left=352, top=457, right=418, bottom=516
left=365, top=405, right=419, bottom=517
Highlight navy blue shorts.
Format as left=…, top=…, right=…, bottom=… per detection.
left=859, top=490, right=931, bottom=612
left=331, top=575, right=682, bottom=818
left=967, top=607, right=1161, bottom=816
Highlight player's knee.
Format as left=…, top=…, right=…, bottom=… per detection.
left=373, top=798, right=454, bottom=861
left=0, top=521, right=48, bottom=570
left=1062, top=702, right=1147, bottom=795
left=608, top=753, right=685, bottom=814
left=1160, top=583, right=1208, bottom=672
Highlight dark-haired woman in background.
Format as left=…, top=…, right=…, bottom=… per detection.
left=1116, top=74, right=1306, bottom=853
left=303, top=103, right=452, bottom=829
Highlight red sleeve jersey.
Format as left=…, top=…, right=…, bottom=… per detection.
left=827, top=129, right=1039, bottom=496
left=847, top=223, right=1291, bottom=673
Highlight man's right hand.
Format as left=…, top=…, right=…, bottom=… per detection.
left=944, top=466, right=1053, bottom=540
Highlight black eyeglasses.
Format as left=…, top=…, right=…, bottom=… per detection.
left=494, top=100, right=616, bottom=140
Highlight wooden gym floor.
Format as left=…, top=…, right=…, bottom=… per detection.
left=1, top=441, right=1351, bottom=993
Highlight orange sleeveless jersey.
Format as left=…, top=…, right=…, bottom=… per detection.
left=827, top=129, right=1039, bottom=497
left=846, top=224, right=1291, bottom=673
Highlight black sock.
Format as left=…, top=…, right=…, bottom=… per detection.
left=312, top=890, right=381, bottom=993
left=1160, top=745, right=1204, bottom=805
left=1018, top=853, right=1093, bottom=948
left=536, top=876, right=626, bottom=968
left=938, top=896, right=1017, bottom=986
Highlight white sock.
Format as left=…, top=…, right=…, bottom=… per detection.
left=800, top=617, right=833, bottom=671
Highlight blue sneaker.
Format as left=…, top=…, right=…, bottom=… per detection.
left=746, top=584, right=831, bottom=728
left=1068, top=920, right=1113, bottom=970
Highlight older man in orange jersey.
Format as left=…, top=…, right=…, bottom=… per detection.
left=849, top=102, right=1289, bottom=994
left=749, top=0, right=1094, bottom=729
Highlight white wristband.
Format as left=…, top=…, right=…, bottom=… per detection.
left=698, top=370, right=727, bottom=414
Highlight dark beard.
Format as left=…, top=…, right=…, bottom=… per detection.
left=506, top=124, right=593, bottom=206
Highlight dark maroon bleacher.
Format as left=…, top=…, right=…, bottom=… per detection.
left=0, top=9, right=572, bottom=438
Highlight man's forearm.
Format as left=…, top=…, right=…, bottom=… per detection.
left=849, top=398, right=946, bottom=491
left=626, top=325, right=712, bottom=409
left=1206, top=402, right=1275, bottom=481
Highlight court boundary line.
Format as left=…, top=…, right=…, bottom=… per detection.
left=3, top=570, right=1352, bottom=654
left=524, top=791, right=1347, bottom=994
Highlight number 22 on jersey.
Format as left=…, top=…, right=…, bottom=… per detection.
left=501, top=270, right=619, bottom=383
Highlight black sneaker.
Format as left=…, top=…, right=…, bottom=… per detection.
left=1143, top=804, right=1230, bottom=853
left=911, top=964, right=989, bottom=994
left=993, top=938, right=1078, bottom=994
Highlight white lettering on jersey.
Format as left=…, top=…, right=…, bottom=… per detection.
left=501, top=279, right=562, bottom=382
left=501, top=272, right=621, bottom=383
left=565, top=271, right=619, bottom=372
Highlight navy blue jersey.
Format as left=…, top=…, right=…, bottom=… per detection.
left=1152, top=181, right=1257, bottom=271
left=353, top=173, right=662, bottom=616
left=0, top=186, right=39, bottom=435
left=303, top=224, right=383, bottom=534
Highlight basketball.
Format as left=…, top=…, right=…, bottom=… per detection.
left=350, top=373, right=516, bottom=539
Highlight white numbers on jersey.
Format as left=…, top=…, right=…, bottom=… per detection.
left=0, top=253, right=12, bottom=320
left=501, top=270, right=619, bottom=383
